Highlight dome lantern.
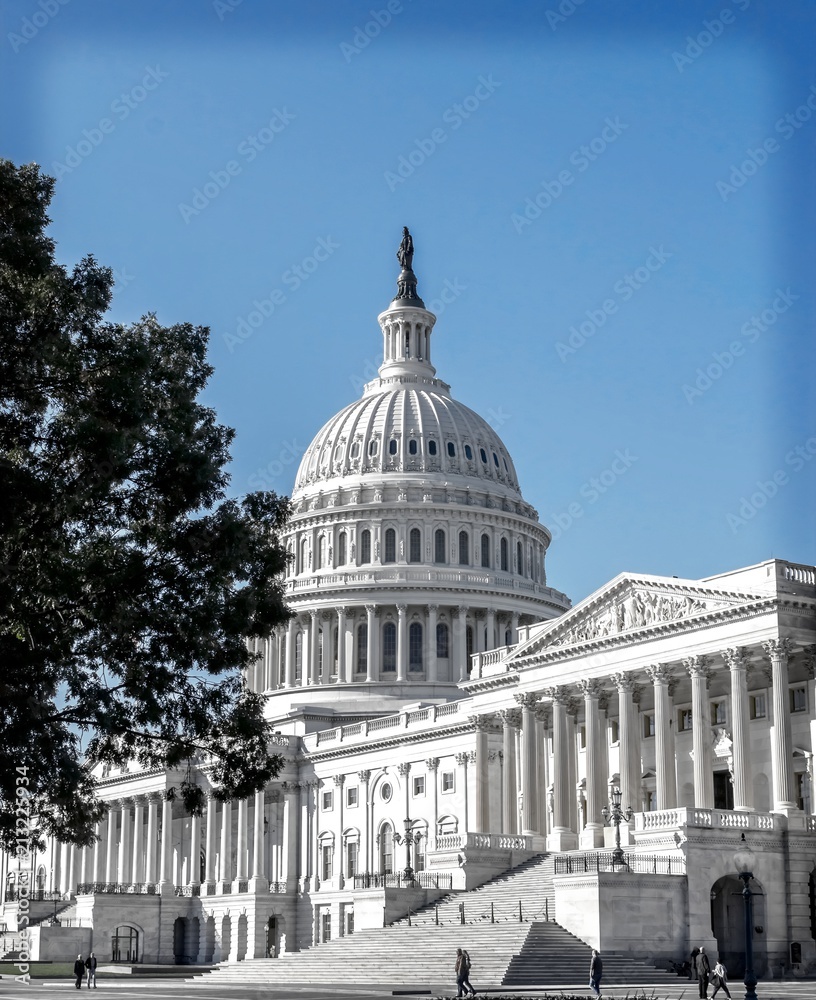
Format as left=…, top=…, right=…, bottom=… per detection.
left=378, top=228, right=438, bottom=381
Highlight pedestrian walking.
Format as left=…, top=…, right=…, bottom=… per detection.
left=710, top=960, right=731, bottom=999
left=85, top=952, right=98, bottom=988
left=697, top=945, right=711, bottom=999
left=589, top=948, right=603, bottom=997
left=455, top=946, right=476, bottom=997
left=689, top=946, right=699, bottom=980
left=72, top=955, right=85, bottom=990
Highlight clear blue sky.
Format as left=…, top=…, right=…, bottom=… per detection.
left=2, top=0, right=814, bottom=603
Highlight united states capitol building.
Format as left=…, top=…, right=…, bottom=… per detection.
left=3, top=233, right=815, bottom=979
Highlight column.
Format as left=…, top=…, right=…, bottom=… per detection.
left=250, top=788, right=268, bottom=888
left=158, top=792, right=174, bottom=894
left=117, top=799, right=132, bottom=884
left=646, top=665, right=678, bottom=810
left=456, top=606, right=469, bottom=682
left=234, top=798, right=248, bottom=884
left=579, top=679, right=605, bottom=847
left=104, top=805, right=118, bottom=883
left=472, top=716, right=491, bottom=833
left=613, top=673, right=641, bottom=821
left=455, top=753, right=471, bottom=835
left=323, top=613, right=335, bottom=681
left=298, top=783, right=311, bottom=889
left=723, top=648, right=753, bottom=811
left=511, top=612, right=519, bottom=645
left=59, top=841, right=70, bottom=895
left=285, top=619, right=297, bottom=688
left=535, top=706, right=550, bottom=839
left=334, top=775, right=345, bottom=887
left=219, top=800, right=232, bottom=886
left=486, top=609, right=496, bottom=652
left=337, top=607, right=348, bottom=682
left=357, top=771, right=372, bottom=872
left=500, top=709, right=521, bottom=834
left=144, top=794, right=159, bottom=884
left=426, top=605, right=438, bottom=683
left=567, top=705, right=579, bottom=834
left=92, top=819, right=104, bottom=884
left=204, top=794, right=217, bottom=889
left=763, top=638, right=797, bottom=812
left=475, top=611, right=486, bottom=653
left=131, top=797, right=145, bottom=884
left=309, top=610, right=320, bottom=685
left=426, top=759, right=440, bottom=850
left=280, top=786, right=295, bottom=886
left=684, top=656, right=714, bottom=809
left=514, top=693, right=539, bottom=836
left=365, top=605, right=377, bottom=682
left=67, top=845, right=77, bottom=896
left=546, top=686, right=578, bottom=850
left=189, top=811, right=201, bottom=886
left=396, top=604, right=408, bottom=682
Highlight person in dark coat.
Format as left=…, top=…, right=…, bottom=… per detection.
left=455, top=947, right=476, bottom=997
left=697, top=946, right=712, bottom=998
left=85, top=952, right=98, bottom=988
left=73, top=955, right=85, bottom=990
left=689, top=946, right=700, bottom=980
left=589, top=949, right=603, bottom=997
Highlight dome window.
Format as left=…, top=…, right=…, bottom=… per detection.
left=481, top=533, right=491, bottom=568
left=436, top=623, right=449, bottom=658
left=493, top=452, right=499, bottom=467
left=337, top=531, right=347, bottom=566
left=409, top=622, right=423, bottom=671
left=350, top=442, right=360, bottom=458
left=447, top=442, right=456, bottom=457
left=389, top=439, right=398, bottom=455
left=428, top=440, right=437, bottom=456
left=382, top=623, right=396, bottom=672
left=503, top=458, right=509, bottom=472
left=464, top=444, right=473, bottom=460
left=458, top=531, right=469, bottom=566
left=500, top=537, right=509, bottom=572
left=409, top=527, right=421, bottom=563
left=369, top=439, right=379, bottom=457
left=360, top=529, right=371, bottom=564
left=434, top=528, right=446, bottom=564
left=480, top=448, right=488, bottom=463
left=384, top=528, right=396, bottom=564
left=408, top=439, right=418, bottom=456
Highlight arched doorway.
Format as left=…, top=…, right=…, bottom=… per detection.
left=236, top=914, right=248, bottom=961
left=710, top=874, right=767, bottom=978
left=218, top=915, right=231, bottom=963
left=111, top=925, right=139, bottom=963
left=173, top=918, right=186, bottom=964
left=265, top=916, right=278, bottom=958
left=203, top=915, right=215, bottom=963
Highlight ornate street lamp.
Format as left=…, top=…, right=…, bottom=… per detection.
left=393, top=818, right=424, bottom=883
left=734, top=833, right=758, bottom=1000
left=601, top=785, right=633, bottom=867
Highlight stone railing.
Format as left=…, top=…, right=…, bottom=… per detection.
left=635, top=807, right=778, bottom=832
left=435, top=832, right=532, bottom=852
left=781, top=561, right=816, bottom=585
left=4, top=889, right=62, bottom=902
left=268, top=881, right=288, bottom=893
left=174, top=885, right=201, bottom=897
left=311, top=702, right=464, bottom=749
left=554, top=852, right=686, bottom=875
left=77, top=882, right=157, bottom=895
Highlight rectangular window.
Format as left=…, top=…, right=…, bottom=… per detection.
left=321, top=845, right=332, bottom=881
left=346, top=786, right=358, bottom=808
left=678, top=709, right=693, bottom=732
left=346, top=842, right=358, bottom=877
left=795, top=772, right=806, bottom=811
left=711, top=700, right=727, bottom=725
left=609, top=719, right=619, bottom=744
left=413, top=775, right=425, bottom=796
left=322, top=790, right=333, bottom=811
left=790, top=686, right=807, bottom=713
left=321, top=910, right=331, bottom=943
left=749, top=694, right=766, bottom=720
left=441, top=771, right=454, bottom=792
left=643, top=713, right=655, bottom=738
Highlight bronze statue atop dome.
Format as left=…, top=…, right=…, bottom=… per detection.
left=393, top=227, right=424, bottom=305
left=397, top=227, right=414, bottom=270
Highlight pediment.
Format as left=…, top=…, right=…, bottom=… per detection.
left=511, top=573, right=766, bottom=660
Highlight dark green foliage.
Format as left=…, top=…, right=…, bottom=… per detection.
left=0, top=160, right=291, bottom=850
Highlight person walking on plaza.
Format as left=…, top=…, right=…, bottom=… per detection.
left=72, top=955, right=85, bottom=990
left=689, top=946, right=699, bottom=980
left=85, top=952, right=97, bottom=988
left=697, top=945, right=711, bottom=998
left=455, top=947, right=476, bottom=997
left=589, top=949, right=603, bottom=997
left=710, top=959, right=731, bottom=999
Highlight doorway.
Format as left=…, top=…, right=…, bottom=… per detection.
left=710, top=874, right=767, bottom=978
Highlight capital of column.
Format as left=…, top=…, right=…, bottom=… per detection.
left=333, top=774, right=346, bottom=786
left=467, top=750, right=476, bottom=764
left=456, top=605, right=469, bottom=617
left=514, top=692, right=539, bottom=710
left=645, top=663, right=673, bottom=685
left=396, top=604, right=407, bottom=616
left=426, top=604, right=439, bottom=614
left=499, top=707, right=522, bottom=729
left=146, top=791, right=162, bottom=804
left=309, top=609, right=319, bottom=621
left=578, top=678, right=603, bottom=699
left=762, top=637, right=793, bottom=661
left=357, top=770, right=371, bottom=783
left=425, top=757, right=440, bottom=771
left=723, top=647, right=750, bottom=671
left=397, top=762, right=411, bottom=776
left=684, top=654, right=713, bottom=682
left=534, top=705, right=551, bottom=726
left=612, top=672, right=638, bottom=693
left=455, top=752, right=469, bottom=767
left=544, top=685, right=569, bottom=705
left=470, top=714, right=493, bottom=732
left=365, top=604, right=377, bottom=615
left=488, top=750, right=502, bottom=763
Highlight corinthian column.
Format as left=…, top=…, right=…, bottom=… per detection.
left=684, top=655, right=714, bottom=809
left=204, top=794, right=217, bottom=890
left=158, top=792, right=174, bottom=894
left=284, top=619, right=296, bottom=688
left=250, top=788, right=268, bottom=889
left=234, top=798, right=248, bottom=885
left=763, top=638, right=797, bottom=812
left=396, top=604, right=408, bottom=682
left=336, top=607, right=348, bottom=682
left=426, top=605, right=438, bottom=683
left=546, top=687, right=578, bottom=850
left=579, top=679, right=605, bottom=847
left=104, top=803, right=118, bottom=884
left=472, top=715, right=491, bottom=833
left=645, top=665, right=677, bottom=810
left=456, top=606, right=469, bottom=682
left=613, top=674, right=640, bottom=822
left=309, top=609, right=320, bottom=685
left=365, top=605, right=377, bottom=683
left=724, top=648, right=753, bottom=811
left=131, top=796, right=145, bottom=884
left=219, top=800, right=232, bottom=885
left=500, top=709, right=521, bottom=834
left=514, top=693, right=539, bottom=836
left=535, top=706, right=550, bottom=838
left=145, top=793, right=159, bottom=884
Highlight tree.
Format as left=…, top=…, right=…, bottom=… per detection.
left=0, top=160, right=292, bottom=852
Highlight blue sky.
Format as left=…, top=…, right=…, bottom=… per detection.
left=2, top=0, right=814, bottom=603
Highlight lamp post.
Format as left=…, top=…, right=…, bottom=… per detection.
left=734, top=834, right=758, bottom=1000
left=601, top=785, right=633, bottom=867
left=393, top=818, right=423, bottom=884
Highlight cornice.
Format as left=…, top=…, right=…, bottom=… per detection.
left=306, top=721, right=475, bottom=763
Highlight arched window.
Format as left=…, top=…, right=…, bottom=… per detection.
left=389, top=438, right=398, bottom=455
left=383, top=622, right=396, bottom=672
left=317, top=535, right=325, bottom=570
left=379, top=822, right=393, bottom=874
left=447, top=441, right=456, bottom=457
left=350, top=441, right=359, bottom=458
left=35, top=866, right=46, bottom=892
left=368, top=439, right=378, bottom=456
left=384, top=528, right=396, bottom=564
left=356, top=623, right=367, bottom=673
left=360, top=529, right=371, bottom=564
left=295, top=633, right=303, bottom=681
left=434, top=528, right=446, bottom=564
left=505, top=628, right=512, bottom=646
left=481, top=533, right=490, bottom=568
left=337, top=531, right=346, bottom=566
left=464, top=444, right=473, bottom=460
left=428, top=440, right=437, bottom=456
left=112, top=926, right=139, bottom=963
left=409, top=623, right=423, bottom=671
left=408, top=439, right=418, bottom=455
left=436, top=623, right=449, bottom=658
left=480, top=447, right=488, bottom=463
left=300, top=537, right=308, bottom=574
left=517, top=541, right=523, bottom=576
left=458, top=531, right=469, bottom=566
left=500, top=537, right=508, bottom=572
left=409, top=528, right=421, bottom=563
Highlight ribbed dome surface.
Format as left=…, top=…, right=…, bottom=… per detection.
left=293, top=381, right=521, bottom=495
